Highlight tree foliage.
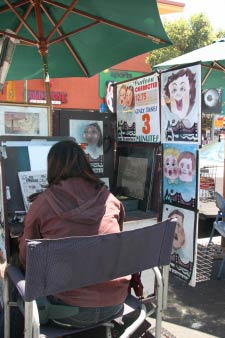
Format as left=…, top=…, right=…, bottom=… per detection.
left=146, top=13, right=222, bottom=69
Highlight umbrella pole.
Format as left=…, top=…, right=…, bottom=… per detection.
left=42, top=55, right=53, bottom=136
left=44, top=79, right=53, bottom=136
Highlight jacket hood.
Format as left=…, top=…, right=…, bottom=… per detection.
left=43, top=178, right=109, bottom=226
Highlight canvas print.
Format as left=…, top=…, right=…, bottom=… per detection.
left=163, top=143, right=198, bottom=209
left=70, top=120, right=104, bottom=174
left=163, top=204, right=196, bottom=283
left=0, top=104, right=49, bottom=136
left=161, top=65, right=201, bottom=143
left=117, top=73, right=160, bottom=143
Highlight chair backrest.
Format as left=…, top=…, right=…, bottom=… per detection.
left=24, top=219, right=176, bottom=302
left=215, top=191, right=225, bottom=214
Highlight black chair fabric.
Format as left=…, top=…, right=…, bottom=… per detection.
left=24, top=219, right=175, bottom=302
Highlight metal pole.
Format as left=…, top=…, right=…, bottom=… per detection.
left=42, top=54, right=53, bottom=136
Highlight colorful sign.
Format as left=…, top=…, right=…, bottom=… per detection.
left=28, top=90, right=67, bottom=105
left=116, top=73, right=160, bottom=143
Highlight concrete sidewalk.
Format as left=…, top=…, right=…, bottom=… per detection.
left=148, top=319, right=220, bottom=338
left=157, top=259, right=225, bottom=338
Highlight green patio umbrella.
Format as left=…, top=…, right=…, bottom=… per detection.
left=0, top=0, right=171, bottom=82
left=153, top=37, right=225, bottom=90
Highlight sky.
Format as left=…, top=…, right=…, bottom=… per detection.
left=162, top=0, right=225, bottom=31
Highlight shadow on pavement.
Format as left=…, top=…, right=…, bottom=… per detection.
left=164, top=259, right=225, bottom=338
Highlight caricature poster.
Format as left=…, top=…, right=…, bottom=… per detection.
left=163, top=143, right=198, bottom=209
left=162, top=204, right=197, bottom=285
left=161, top=65, right=201, bottom=144
left=69, top=120, right=104, bottom=174
left=116, top=73, right=160, bottom=143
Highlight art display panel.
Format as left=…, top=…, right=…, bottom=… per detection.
left=116, top=73, right=160, bottom=143
left=163, top=143, right=198, bottom=209
left=161, top=64, right=201, bottom=144
left=162, top=204, right=197, bottom=285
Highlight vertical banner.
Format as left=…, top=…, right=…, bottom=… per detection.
left=162, top=204, right=197, bottom=285
left=116, top=73, right=160, bottom=143
left=161, top=65, right=201, bottom=144
left=69, top=120, right=104, bottom=174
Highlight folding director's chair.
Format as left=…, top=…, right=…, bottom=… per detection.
left=208, top=191, right=225, bottom=279
left=4, top=219, right=175, bottom=338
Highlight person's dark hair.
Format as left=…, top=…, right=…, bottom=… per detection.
left=168, top=209, right=184, bottom=222
left=47, top=140, right=103, bottom=187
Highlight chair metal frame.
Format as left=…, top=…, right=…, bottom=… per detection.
left=208, top=191, right=225, bottom=279
left=3, top=219, right=175, bottom=338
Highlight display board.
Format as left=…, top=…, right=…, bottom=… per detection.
left=160, top=64, right=201, bottom=144
left=114, top=144, right=159, bottom=212
left=116, top=72, right=161, bottom=143
left=160, top=65, right=201, bottom=287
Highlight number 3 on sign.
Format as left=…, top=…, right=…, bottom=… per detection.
left=142, top=113, right=150, bottom=134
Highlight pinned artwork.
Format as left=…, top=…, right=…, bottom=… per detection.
left=162, top=204, right=197, bottom=285
left=161, top=65, right=201, bottom=144
left=163, top=143, right=198, bottom=209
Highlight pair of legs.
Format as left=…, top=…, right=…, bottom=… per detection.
left=37, top=296, right=124, bottom=328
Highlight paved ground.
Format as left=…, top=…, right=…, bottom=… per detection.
left=158, top=259, right=225, bottom=338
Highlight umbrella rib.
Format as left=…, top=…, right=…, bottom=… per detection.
left=0, top=0, right=29, bottom=14
left=0, top=29, right=36, bottom=46
left=14, top=3, right=33, bottom=35
left=202, top=61, right=225, bottom=85
left=46, top=0, right=79, bottom=41
left=41, top=4, right=89, bottom=76
left=202, top=63, right=214, bottom=86
left=73, top=9, right=164, bottom=44
left=48, top=22, right=99, bottom=45
left=44, top=0, right=166, bottom=44
left=4, top=0, right=39, bottom=42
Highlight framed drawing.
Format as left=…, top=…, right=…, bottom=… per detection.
left=69, top=119, right=104, bottom=174
left=161, top=64, right=201, bottom=144
left=116, top=73, right=161, bottom=143
left=0, top=103, right=49, bottom=136
left=162, top=203, right=198, bottom=285
left=162, top=142, right=198, bottom=209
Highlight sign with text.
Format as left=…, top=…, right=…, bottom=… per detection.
left=116, top=73, right=160, bottom=143
left=28, top=90, right=67, bottom=105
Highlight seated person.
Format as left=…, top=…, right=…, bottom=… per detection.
left=18, top=140, right=130, bottom=328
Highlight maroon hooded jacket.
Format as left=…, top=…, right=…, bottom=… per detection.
left=18, top=177, right=130, bottom=307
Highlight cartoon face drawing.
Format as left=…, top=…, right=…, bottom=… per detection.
left=164, top=154, right=179, bottom=183
left=163, top=68, right=196, bottom=120
left=168, top=74, right=191, bottom=119
left=178, top=151, right=196, bottom=183
left=83, top=123, right=102, bottom=147
left=118, top=85, right=127, bottom=107
left=178, top=158, right=193, bottom=182
left=125, top=86, right=135, bottom=108
left=169, top=210, right=185, bottom=250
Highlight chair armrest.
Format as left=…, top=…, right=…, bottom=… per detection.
left=6, top=264, right=25, bottom=299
